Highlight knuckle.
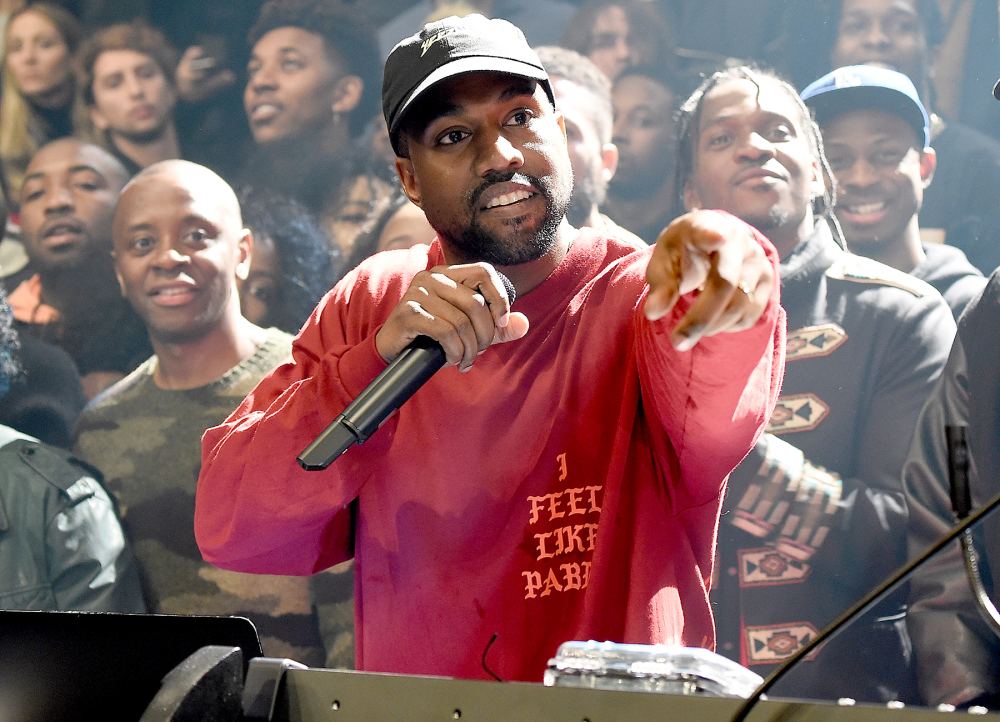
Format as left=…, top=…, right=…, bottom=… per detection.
left=454, top=313, right=473, bottom=333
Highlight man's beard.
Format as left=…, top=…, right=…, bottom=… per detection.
left=742, top=204, right=791, bottom=234
left=566, top=167, right=605, bottom=227
left=438, top=170, right=570, bottom=266
left=114, top=118, right=171, bottom=146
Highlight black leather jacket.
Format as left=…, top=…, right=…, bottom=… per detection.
left=0, top=425, right=145, bottom=612
left=905, top=269, right=1000, bottom=706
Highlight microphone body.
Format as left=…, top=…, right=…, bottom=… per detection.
left=297, top=336, right=444, bottom=470
left=297, top=272, right=515, bottom=471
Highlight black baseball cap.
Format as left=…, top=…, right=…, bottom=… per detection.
left=993, top=77, right=1000, bottom=101
left=381, top=14, right=554, bottom=155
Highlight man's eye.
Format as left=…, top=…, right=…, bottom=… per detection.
left=768, top=125, right=793, bottom=142
left=706, top=132, right=732, bottom=148
left=250, top=283, right=276, bottom=302
left=506, top=110, right=532, bottom=127
left=281, top=59, right=303, bottom=71
left=185, top=229, right=209, bottom=245
left=840, top=18, right=868, bottom=35
left=875, top=149, right=907, bottom=165
left=130, top=236, right=156, bottom=253
left=437, top=129, right=470, bottom=146
left=886, top=17, right=919, bottom=36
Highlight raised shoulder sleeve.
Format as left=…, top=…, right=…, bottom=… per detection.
left=633, top=223, right=786, bottom=511
left=196, top=248, right=432, bottom=575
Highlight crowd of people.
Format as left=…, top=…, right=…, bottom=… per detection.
left=2, top=0, right=1000, bottom=710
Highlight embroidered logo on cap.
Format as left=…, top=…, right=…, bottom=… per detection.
left=421, top=29, right=451, bottom=56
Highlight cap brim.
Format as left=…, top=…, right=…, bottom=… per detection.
left=389, top=55, right=550, bottom=137
left=994, top=77, right=1000, bottom=101
left=807, top=85, right=929, bottom=148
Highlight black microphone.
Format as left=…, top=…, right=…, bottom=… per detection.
left=948, top=425, right=972, bottom=519
left=947, top=424, right=1000, bottom=639
left=297, top=273, right=516, bottom=471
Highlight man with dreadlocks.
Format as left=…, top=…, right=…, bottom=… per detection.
left=674, top=65, right=955, bottom=702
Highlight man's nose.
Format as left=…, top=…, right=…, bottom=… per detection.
left=43, top=185, right=74, bottom=213
left=863, top=22, right=892, bottom=49
left=737, top=132, right=776, bottom=161
left=840, top=158, right=880, bottom=189
left=475, top=130, right=524, bottom=177
left=151, top=243, right=190, bottom=270
left=249, top=64, right=277, bottom=92
left=125, top=74, right=145, bottom=98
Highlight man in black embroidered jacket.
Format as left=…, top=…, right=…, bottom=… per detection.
left=674, top=64, right=955, bottom=703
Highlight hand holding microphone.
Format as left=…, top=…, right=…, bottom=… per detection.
left=375, top=262, right=528, bottom=370
left=298, top=263, right=528, bottom=470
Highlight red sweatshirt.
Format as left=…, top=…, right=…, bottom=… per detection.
left=196, top=228, right=784, bottom=682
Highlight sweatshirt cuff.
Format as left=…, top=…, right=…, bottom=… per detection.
left=336, top=328, right=390, bottom=400
left=728, top=435, right=844, bottom=561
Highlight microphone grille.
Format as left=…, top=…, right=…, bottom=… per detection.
left=496, top=271, right=516, bottom=305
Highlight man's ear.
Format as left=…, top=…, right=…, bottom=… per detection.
left=395, top=156, right=422, bottom=208
left=331, top=75, right=363, bottom=115
left=89, top=105, right=109, bottom=132
left=111, top=251, right=127, bottom=298
left=601, top=142, right=619, bottom=183
left=919, top=147, right=937, bottom=188
left=235, top=228, right=253, bottom=281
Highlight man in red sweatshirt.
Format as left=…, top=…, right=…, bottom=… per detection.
left=195, top=14, right=785, bottom=682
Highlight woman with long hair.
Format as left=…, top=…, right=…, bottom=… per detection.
left=1, top=3, right=80, bottom=206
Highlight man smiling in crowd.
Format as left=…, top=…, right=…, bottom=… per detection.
left=803, top=65, right=985, bottom=318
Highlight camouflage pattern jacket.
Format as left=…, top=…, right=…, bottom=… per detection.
left=74, top=328, right=327, bottom=666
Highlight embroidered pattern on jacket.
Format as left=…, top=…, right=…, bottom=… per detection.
left=786, top=323, right=848, bottom=360
left=767, top=393, right=829, bottom=434
left=738, top=547, right=811, bottom=587
left=745, top=622, right=819, bottom=663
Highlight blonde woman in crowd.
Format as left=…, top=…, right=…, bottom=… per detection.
left=0, top=3, right=80, bottom=207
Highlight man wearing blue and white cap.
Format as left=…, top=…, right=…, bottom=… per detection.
left=803, top=65, right=985, bottom=319
left=196, top=14, right=786, bottom=681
